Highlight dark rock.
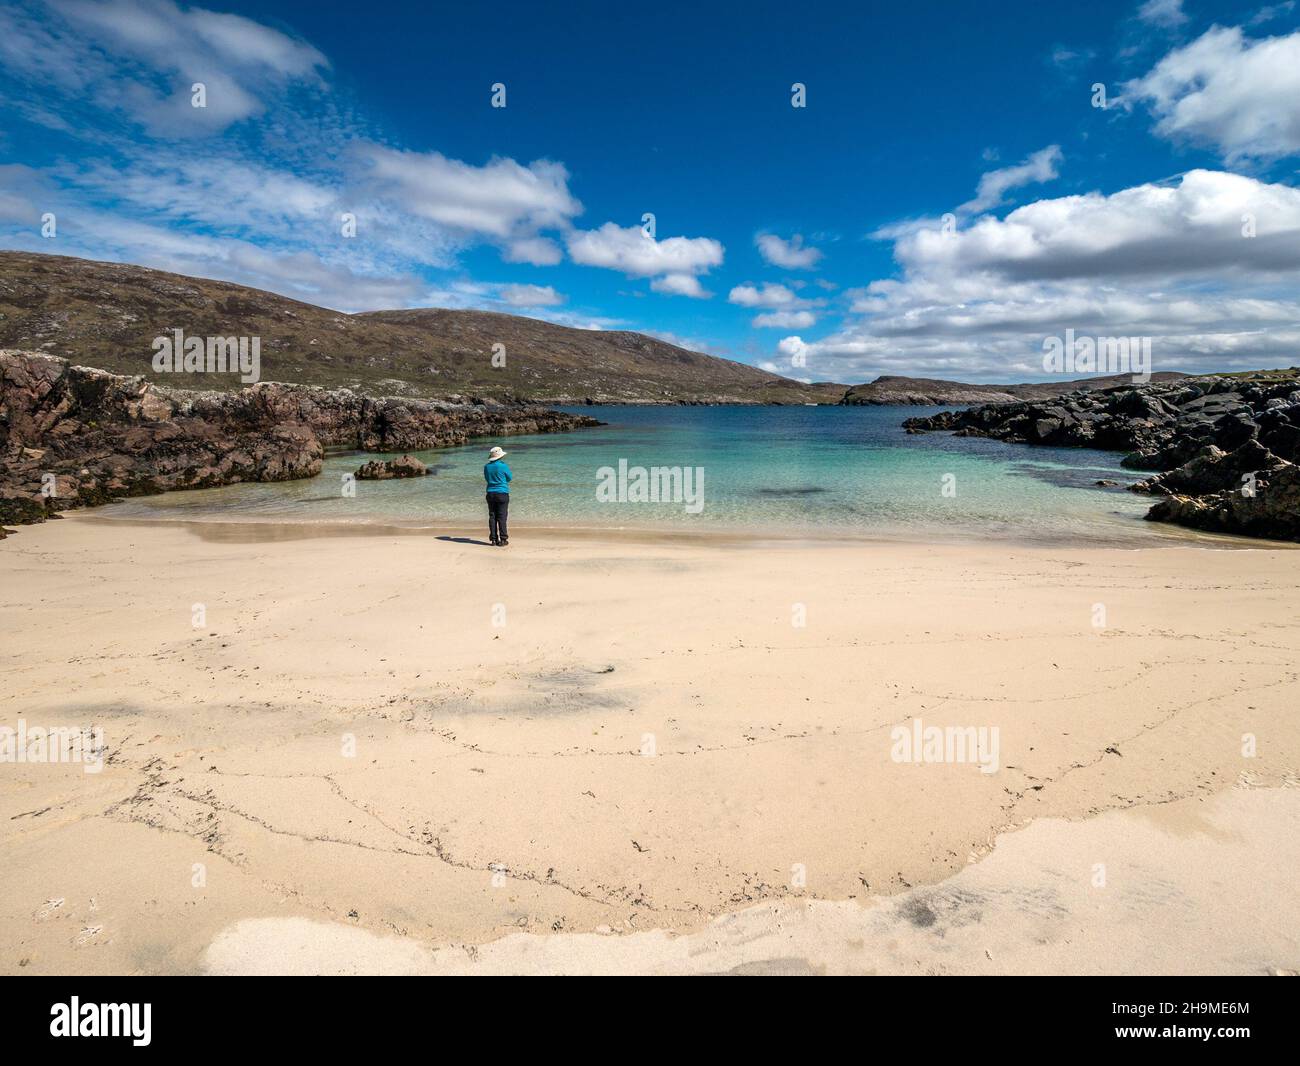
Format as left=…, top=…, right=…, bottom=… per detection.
left=1131, top=439, right=1282, bottom=497
left=355, top=454, right=429, bottom=480
left=0, top=349, right=599, bottom=531
left=901, top=368, right=1300, bottom=542
left=1145, top=461, right=1300, bottom=542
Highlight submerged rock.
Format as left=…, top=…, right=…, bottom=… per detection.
left=355, top=455, right=428, bottom=480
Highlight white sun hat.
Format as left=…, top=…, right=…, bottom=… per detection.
left=487, top=446, right=508, bottom=461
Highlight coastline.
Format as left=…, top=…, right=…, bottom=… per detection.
left=3, top=515, right=1298, bottom=974
left=56, top=503, right=1300, bottom=551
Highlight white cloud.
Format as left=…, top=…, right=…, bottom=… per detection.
left=753, top=310, right=816, bottom=329
left=55, top=0, right=325, bottom=73
left=44, top=0, right=328, bottom=134
left=959, top=145, right=1063, bottom=214
left=1049, top=45, right=1097, bottom=71
left=728, top=282, right=802, bottom=309
left=0, top=164, right=43, bottom=224
left=893, top=169, right=1300, bottom=281
left=568, top=223, right=723, bottom=276
left=1136, top=0, right=1188, bottom=28
left=1250, top=2, right=1296, bottom=26
left=755, top=232, right=822, bottom=269
left=872, top=145, right=1065, bottom=244
left=503, top=235, right=563, bottom=266
left=499, top=283, right=563, bottom=307
left=567, top=223, right=724, bottom=296
left=650, top=273, right=710, bottom=298
left=787, top=169, right=1300, bottom=381
left=1, top=211, right=428, bottom=313
left=1124, top=26, right=1300, bottom=162
left=777, top=336, right=809, bottom=360
left=0, top=0, right=606, bottom=310
left=730, top=281, right=823, bottom=326
left=359, top=148, right=581, bottom=239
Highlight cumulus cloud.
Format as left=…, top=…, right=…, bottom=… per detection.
left=777, top=336, right=809, bottom=360
left=959, top=145, right=1063, bottom=215
left=567, top=223, right=724, bottom=297
left=730, top=281, right=822, bottom=328
left=788, top=169, right=1300, bottom=381
left=755, top=232, right=822, bottom=269
left=893, top=169, right=1300, bottom=281
left=1124, top=26, right=1300, bottom=162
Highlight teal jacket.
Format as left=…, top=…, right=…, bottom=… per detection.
left=484, top=459, right=512, bottom=494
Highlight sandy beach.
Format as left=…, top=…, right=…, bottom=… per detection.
left=1, top=515, right=1298, bottom=975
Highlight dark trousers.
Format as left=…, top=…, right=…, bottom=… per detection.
left=486, top=492, right=509, bottom=543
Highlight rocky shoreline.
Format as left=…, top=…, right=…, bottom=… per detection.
left=902, top=370, right=1300, bottom=542
left=0, top=350, right=600, bottom=537
left=840, top=371, right=1187, bottom=406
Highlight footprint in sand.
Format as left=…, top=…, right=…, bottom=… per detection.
left=74, top=925, right=103, bottom=946
left=34, top=898, right=65, bottom=921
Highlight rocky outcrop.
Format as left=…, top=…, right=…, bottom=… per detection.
left=1145, top=462, right=1300, bottom=541
left=902, top=370, right=1300, bottom=542
left=0, top=350, right=599, bottom=536
left=355, top=455, right=428, bottom=480
left=1130, top=439, right=1282, bottom=497
left=843, top=372, right=1186, bottom=406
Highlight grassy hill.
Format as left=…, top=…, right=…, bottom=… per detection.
left=0, top=251, right=844, bottom=405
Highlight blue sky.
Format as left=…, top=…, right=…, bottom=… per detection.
left=2, top=0, right=1299, bottom=382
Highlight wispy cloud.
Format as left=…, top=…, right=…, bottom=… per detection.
left=0, top=0, right=727, bottom=315
left=958, top=145, right=1063, bottom=215
left=499, top=283, right=564, bottom=308
left=1135, top=0, right=1189, bottom=29
left=756, top=233, right=822, bottom=270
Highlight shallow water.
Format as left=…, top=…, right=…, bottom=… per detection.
left=101, top=404, right=1218, bottom=546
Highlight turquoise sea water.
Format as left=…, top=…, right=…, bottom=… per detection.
left=100, top=405, right=1210, bottom=545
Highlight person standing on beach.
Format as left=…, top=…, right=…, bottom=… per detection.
left=484, top=445, right=512, bottom=546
